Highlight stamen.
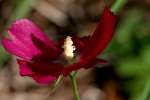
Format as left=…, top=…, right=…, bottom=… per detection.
left=63, top=36, right=76, bottom=60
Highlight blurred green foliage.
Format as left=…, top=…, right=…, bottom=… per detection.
left=0, top=43, right=10, bottom=68
left=10, top=0, right=34, bottom=22
left=105, top=8, right=150, bottom=100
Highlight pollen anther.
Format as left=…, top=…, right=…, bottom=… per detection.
left=63, top=36, right=76, bottom=60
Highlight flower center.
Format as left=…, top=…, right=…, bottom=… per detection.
left=62, top=36, right=76, bottom=61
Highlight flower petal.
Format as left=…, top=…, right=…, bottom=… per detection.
left=63, top=58, right=108, bottom=75
left=2, top=38, right=32, bottom=60
left=63, top=8, right=116, bottom=75
left=31, top=75, right=56, bottom=84
left=6, top=19, right=60, bottom=60
left=95, top=58, right=108, bottom=65
left=17, top=59, right=63, bottom=84
left=80, top=7, right=116, bottom=61
left=30, top=34, right=61, bottom=61
left=17, top=59, right=64, bottom=76
left=17, top=59, right=34, bottom=76
left=72, top=36, right=90, bottom=52
left=28, top=61, right=64, bottom=76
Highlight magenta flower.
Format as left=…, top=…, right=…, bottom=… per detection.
left=2, top=8, right=116, bottom=84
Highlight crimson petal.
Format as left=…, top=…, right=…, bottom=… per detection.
left=72, top=36, right=90, bottom=52
left=27, top=62, right=64, bottom=76
left=17, top=59, right=35, bottom=76
left=80, top=8, right=116, bottom=61
left=17, top=59, right=64, bottom=77
left=31, top=74, right=56, bottom=84
left=63, top=8, right=116, bottom=75
left=63, top=58, right=107, bottom=76
left=17, top=59, right=63, bottom=84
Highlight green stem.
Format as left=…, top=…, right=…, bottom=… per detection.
left=49, top=75, right=64, bottom=95
left=69, top=74, right=80, bottom=100
left=111, top=0, right=128, bottom=14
